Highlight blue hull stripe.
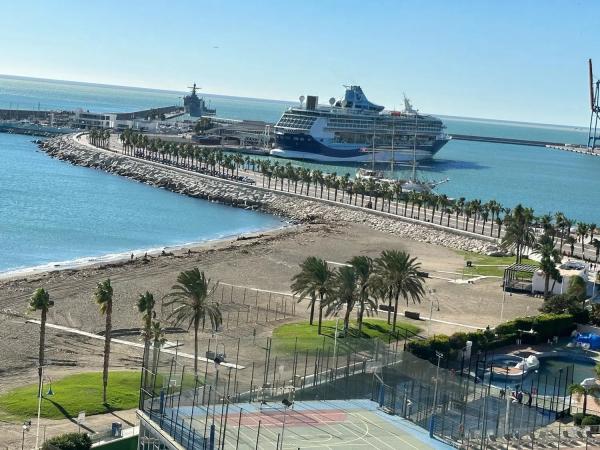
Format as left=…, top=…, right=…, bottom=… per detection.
left=275, top=133, right=447, bottom=159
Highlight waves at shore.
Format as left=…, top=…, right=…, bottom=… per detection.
left=0, top=226, right=290, bottom=281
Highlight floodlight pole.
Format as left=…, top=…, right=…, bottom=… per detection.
left=35, top=365, right=44, bottom=449
left=501, top=276, right=507, bottom=322
left=428, top=351, right=443, bottom=437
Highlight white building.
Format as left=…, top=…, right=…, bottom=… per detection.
left=532, top=260, right=588, bottom=296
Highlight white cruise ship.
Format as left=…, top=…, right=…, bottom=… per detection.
left=271, top=86, right=449, bottom=163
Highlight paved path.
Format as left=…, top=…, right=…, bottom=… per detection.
left=26, top=320, right=244, bottom=370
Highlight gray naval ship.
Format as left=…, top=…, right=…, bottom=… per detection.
left=183, top=83, right=216, bottom=117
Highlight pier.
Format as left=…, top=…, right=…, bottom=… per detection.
left=451, top=134, right=568, bottom=147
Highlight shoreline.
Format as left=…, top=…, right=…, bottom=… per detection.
left=0, top=224, right=296, bottom=284
left=12, top=133, right=502, bottom=285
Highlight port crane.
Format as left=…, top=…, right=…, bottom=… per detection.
left=588, top=59, right=600, bottom=150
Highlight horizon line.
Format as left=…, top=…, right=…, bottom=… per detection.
left=0, top=73, right=588, bottom=129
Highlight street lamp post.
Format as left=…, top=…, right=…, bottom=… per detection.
left=21, top=421, right=31, bottom=450
left=428, top=289, right=439, bottom=337
left=429, top=351, right=444, bottom=438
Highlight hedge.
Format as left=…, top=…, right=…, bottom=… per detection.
left=581, top=415, right=600, bottom=426
left=407, top=313, right=576, bottom=362
left=42, top=433, right=92, bottom=450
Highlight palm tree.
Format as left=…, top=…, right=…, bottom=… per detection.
left=536, top=235, right=562, bottom=298
left=577, top=223, right=589, bottom=257
left=290, top=257, right=333, bottom=335
left=566, top=236, right=576, bottom=257
left=593, top=239, right=600, bottom=263
left=137, top=292, right=156, bottom=372
left=94, top=279, right=114, bottom=404
left=372, top=250, right=425, bottom=332
left=501, top=204, right=536, bottom=263
left=164, top=268, right=222, bottom=375
left=349, top=256, right=377, bottom=332
left=29, top=288, right=54, bottom=390
left=590, top=224, right=597, bottom=243
left=327, top=265, right=359, bottom=334
left=568, top=383, right=600, bottom=416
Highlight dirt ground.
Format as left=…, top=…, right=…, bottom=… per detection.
left=0, top=221, right=542, bottom=448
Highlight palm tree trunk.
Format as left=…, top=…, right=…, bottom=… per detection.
left=38, top=308, right=47, bottom=390
left=317, top=303, right=324, bottom=335
left=194, top=320, right=199, bottom=374
left=343, top=303, right=352, bottom=333
left=392, top=292, right=400, bottom=332
left=309, top=296, right=315, bottom=326
left=358, top=298, right=365, bottom=333
left=387, top=296, right=392, bottom=325
left=544, top=274, right=550, bottom=299
left=102, top=302, right=112, bottom=404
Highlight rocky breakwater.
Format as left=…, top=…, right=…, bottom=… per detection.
left=39, top=134, right=498, bottom=254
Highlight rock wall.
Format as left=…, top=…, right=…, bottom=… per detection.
left=39, top=134, right=498, bottom=254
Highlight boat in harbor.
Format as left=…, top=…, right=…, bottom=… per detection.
left=270, top=85, right=449, bottom=163
left=184, top=83, right=216, bottom=117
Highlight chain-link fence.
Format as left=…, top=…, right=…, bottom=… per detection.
left=138, top=332, right=580, bottom=449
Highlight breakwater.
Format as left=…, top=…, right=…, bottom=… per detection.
left=39, top=134, right=499, bottom=255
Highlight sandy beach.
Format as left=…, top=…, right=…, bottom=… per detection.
left=0, top=220, right=541, bottom=391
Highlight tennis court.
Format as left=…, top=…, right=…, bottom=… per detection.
left=176, top=399, right=453, bottom=449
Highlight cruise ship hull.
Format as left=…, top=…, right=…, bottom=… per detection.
left=271, top=133, right=448, bottom=163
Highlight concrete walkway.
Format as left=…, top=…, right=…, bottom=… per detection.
left=26, top=320, right=244, bottom=370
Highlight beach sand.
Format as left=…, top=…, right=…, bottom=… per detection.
left=0, top=221, right=541, bottom=392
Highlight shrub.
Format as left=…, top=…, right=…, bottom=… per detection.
left=532, top=313, right=575, bottom=341
left=581, top=415, right=600, bottom=426
left=42, top=433, right=92, bottom=450
left=573, top=412, right=586, bottom=426
left=448, top=332, right=468, bottom=350
left=494, top=320, right=517, bottom=336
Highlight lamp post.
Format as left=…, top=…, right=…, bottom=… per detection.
left=35, top=366, right=53, bottom=449
left=280, top=398, right=293, bottom=449
left=429, top=351, right=444, bottom=438
left=21, top=421, right=31, bottom=450
left=210, top=356, right=222, bottom=450
left=428, top=289, right=439, bottom=337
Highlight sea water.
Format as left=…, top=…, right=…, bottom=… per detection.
left=1, top=75, right=600, bottom=273
left=0, top=133, right=283, bottom=273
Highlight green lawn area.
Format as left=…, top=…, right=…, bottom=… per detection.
left=0, top=371, right=140, bottom=420
left=457, top=250, right=539, bottom=277
left=272, top=318, right=421, bottom=354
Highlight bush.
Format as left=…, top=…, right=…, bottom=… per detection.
left=42, top=433, right=91, bottom=450
left=448, top=332, right=468, bottom=350
left=573, top=412, right=586, bottom=426
left=581, top=415, right=600, bottom=426
left=533, top=313, right=575, bottom=341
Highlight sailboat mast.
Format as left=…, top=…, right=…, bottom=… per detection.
left=371, top=118, right=376, bottom=171
left=391, top=113, right=395, bottom=172
left=411, top=111, right=418, bottom=181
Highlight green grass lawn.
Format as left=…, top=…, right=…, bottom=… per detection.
left=457, top=250, right=539, bottom=277
left=0, top=371, right=141, bottom=420
left=272, top=318, right=421, bottom=354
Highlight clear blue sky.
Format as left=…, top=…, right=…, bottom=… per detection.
left=1, top=0, right=599, bottom=125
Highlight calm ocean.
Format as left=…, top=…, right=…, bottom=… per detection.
left=0, top=75, right=598, bottom=272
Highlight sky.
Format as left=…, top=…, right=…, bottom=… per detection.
left=1, top=0, right=599, bottom=126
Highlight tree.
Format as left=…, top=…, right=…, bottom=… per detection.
left=566, top=236, right=576, bottom=257
left=164, top=268, right=222, bottom=375
left=94, top=279, right=114, bottom=404
left=372, top=250, right=425, bottom=332
left=577, top=223, right=589, bottom=256
left=290, top=257, right=333, bottom=335
left=327, top=265, right=359, bottom=334
left=536, top=235, right=562, bottom=298
left=539, top=294, right=582, bottom=315
left=568, top=275, right=588, bottom=302
left=593, top=239, right=600, bottom=263
left=501, top=204, right=535, bottom=263
left=137, top=292, right=156, bottom=374
left=569, top=384, right=600, bottom=416
left=29, top=288, right=54, bottom=390
left=349, top=256, right=377, bottom=332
